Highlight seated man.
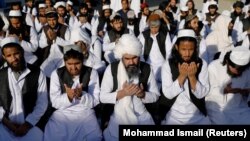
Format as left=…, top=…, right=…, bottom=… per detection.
left=206, top=47, right=250, bottom=124
left=100, top=34, right=160, bottom=141
left=43, top=44, right=102, bottom=141
left=0, top=37, right=48, bottom=141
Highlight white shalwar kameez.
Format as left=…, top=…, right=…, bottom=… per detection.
left=206, top=60, right=250, bottom=124
left=161, top=59, right=211, bottom=124
left=100, top=64, right=160, bottom=141
left=43, top=69, right=102, bottom=141
left=0, top=67, right=48, bottom=141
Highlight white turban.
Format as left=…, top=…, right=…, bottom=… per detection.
left=114, top=34, right=142, bottom=59
left=70, top=28, right=91, bottom=47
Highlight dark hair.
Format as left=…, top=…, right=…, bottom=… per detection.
left=170, top=36, right=198, bottom=63
left=1, top=43, right=24, bottom=56
left=186, top=0, right=196, bottom=10
left=159, top=1, right=170, bottom=12
left=121, top=0, right=129, bottom=4
left=208, top=4, right=218, bottom=10
left=111, top=15, right=123, bottom=23
left=46, top=12, right=58, bottom=18
left=63, top=49, right=84, bottom=62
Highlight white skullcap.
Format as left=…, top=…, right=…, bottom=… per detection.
left=1, top=37, right=20, bottom=48
left=70, top=28, right=91, bottom=46
left=180, top=6, right=189, bottom=12
left=127, top=10, right=135, bottom=19
left=114, top=34, right=142, bottom=59
left=230, top=47, right=250, bottom=66
left=102, top=5, right=111, bottom=10
left=153, top=9, right=163, bottom=17
left=67, top=0, right=73, bottom=6
left=9, top=10, right=22, bottom=17
left=54, top=1, right=66, bottom=9
left=39, top=3, right=46, bottom=8
left=110, top=12, right=121, bottom=21
left=63, top=44, right=82, bottom=54
left=208, top=1, right=218, bottom=7
left=177, top=29, right=196, bottom=39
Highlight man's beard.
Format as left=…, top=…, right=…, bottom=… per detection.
left=227, top=65, right=241, bottom=78
left=9, top=26, right=23, bottom=36
left=126, top=65, right=139, bottom=79
left=7, top=57, right=26, bottom=72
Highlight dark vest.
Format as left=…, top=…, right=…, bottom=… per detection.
left=102, top=61, right=155, bottom=126
left=107, top=28, right=129, bottom=42
left=0, top=64, right=40, bottom=118
left=56, top=66, right=92, bottom=94
left=242, top=18, right=250, bottom=43
left=97, top=17, right=111, bottom=33
left=142, top=29, right=167, bottom=61
left=8, top=24, right=31, bottom=43
left=158, top=58, right=207, bottom=120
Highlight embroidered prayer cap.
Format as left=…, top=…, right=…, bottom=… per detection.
left=63, top=44, right=82, bottom=54
left=39, top=3, right=46, bottom=8
left=127, top=10, right=135, bottom=19
left=1, top=37, right=20, bottom=48
left=46, top=7, right=56, bottom=15
left=177, top=29, right=196, bottom=39
left=102, top=5, right=111, bottom=10
left=54, top=1, right=66, bottom=9
left=114, top=34, right=142, bottom=59
left=9, top=10, right=22, bottom=17
left=230, top=47, right=250, bottom=66
left=148, top=13, right=161, bottom=27
left=67, top=0, right=73, bottom=6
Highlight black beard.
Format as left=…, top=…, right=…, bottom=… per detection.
left=209, top=12, right=216, bottom=17
left=7, top=56, right=26, bottom=72
left=126, top=65, right=139, bottom=79
left=9, top=26, right=24, bottom=36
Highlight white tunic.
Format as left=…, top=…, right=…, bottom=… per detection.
left=138, top=32, right=172, bottom=87
left=100, top=64, right=160, bottom=141
left=43, top=69, right=102, bottom=141
left=206, top=60, right=250, bottom=124
left=161, top=59, right=211, bottom=124
left=0, top=67, right=48, bottom=141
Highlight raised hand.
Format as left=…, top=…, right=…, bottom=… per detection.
left=64, top=84, right=75, bottom=102
left=178, top=63, right=189, bottom=86
left=74, top=83, right=83, bottom=99
left=188, top=62, right=199, bottom=78
left=135, top=83, right=145, bottom=98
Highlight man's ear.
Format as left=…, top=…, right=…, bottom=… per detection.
left=175, top=45, right=178, bottom=50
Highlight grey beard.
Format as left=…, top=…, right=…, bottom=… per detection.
left=126, top=66, right=139, bottom=79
